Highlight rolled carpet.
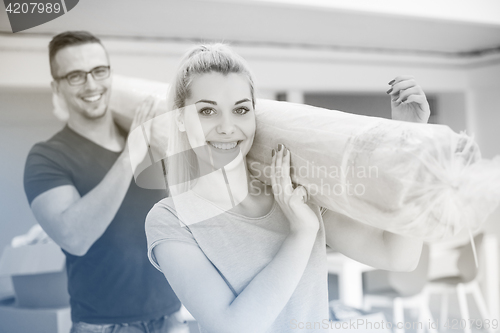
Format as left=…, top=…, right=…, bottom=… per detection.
left=54, top=75, right=500, bottom=242
left=247, top=99, right=500, bottom=241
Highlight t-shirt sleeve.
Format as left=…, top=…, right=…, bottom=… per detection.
left=145, top=199, right=198, bottom=272
left=24, top=145, right=74, bottom=205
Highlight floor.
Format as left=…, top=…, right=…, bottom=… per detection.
left=326, top=273, right=495, bottom=333
left=365, top=293, right=493, bottom=333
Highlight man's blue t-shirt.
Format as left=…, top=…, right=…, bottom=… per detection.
left=23, top=125, right=180, bottom=324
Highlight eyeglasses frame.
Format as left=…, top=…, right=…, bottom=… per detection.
left=55, top=66, right=111, bottom=86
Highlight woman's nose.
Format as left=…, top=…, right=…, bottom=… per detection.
left=216, top=114, right=236, bottom=135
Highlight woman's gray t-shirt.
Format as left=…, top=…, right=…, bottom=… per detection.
left=145, top=191, right=329, bottom=332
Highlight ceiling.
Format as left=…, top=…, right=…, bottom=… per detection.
left=1, top=0, right=500, bottom=58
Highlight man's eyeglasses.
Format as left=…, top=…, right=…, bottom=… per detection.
left=56, top=66, right=111, bottom=86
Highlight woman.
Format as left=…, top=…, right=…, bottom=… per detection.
left=146, top=44, right=427, bottom=333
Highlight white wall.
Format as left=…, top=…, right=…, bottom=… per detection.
left=466, top=63, right=500, bottom=256
left=436, top=93, right=467, bottom=133
left=467, top=63, right=500, bottom=159
left=0, top=36, right=471, bottom=91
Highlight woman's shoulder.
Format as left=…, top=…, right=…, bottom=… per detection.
left=146, top=197, right=179, bottom=228
left=145, top=196, right=199, bottom=262
left=153, top=196, right=176, bottom=210
left=145, top=196, right=199, bottom=243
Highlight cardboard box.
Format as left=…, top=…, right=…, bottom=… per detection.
left=0, top=303, right=71, bottom=333
left=0, top=275, right=15, bottom=301
left=0, top=242, right=70, bottom=308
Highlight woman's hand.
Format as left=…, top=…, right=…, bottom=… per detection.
left=271, top=143, right=319, bottom=235
left=387, top=76, right=430, bottom=123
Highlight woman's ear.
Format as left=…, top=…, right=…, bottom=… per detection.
left=175, top=109, right=186, bottom=132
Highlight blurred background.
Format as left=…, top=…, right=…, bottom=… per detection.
left=1, top=0, right=500, bottom=331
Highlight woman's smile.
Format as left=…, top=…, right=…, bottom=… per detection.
left=207, top=140, right=242, bottom=150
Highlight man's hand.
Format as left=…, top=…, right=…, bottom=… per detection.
left=127, top=96, right=157, bottom=174
left=387, top=76, right=430, bottom=123
left=129, top=96, right=157, bottom=132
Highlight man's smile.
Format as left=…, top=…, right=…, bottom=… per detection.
left=81, top=93, right=104, bottom=103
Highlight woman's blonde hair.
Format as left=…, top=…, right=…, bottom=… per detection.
left=165, top=43, right=255, bottom=193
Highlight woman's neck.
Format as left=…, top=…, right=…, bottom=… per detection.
left=192, top=152, right=252, bottom=211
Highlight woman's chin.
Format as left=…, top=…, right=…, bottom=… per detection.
left=206, top=142, right=241, bottom=167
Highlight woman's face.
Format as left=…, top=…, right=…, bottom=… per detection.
left=181, top=72, right=256, bottom=169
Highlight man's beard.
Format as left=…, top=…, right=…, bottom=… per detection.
left=81, top=105, right=109, bottom=120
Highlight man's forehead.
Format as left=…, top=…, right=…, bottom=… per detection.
left=54, top=43, right=109, bottom=73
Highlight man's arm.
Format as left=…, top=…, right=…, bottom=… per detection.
left=30, top=99, right=155, bottom=256
left=30, top=149, right=134, bottom=256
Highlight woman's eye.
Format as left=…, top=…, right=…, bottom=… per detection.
left=234, top=107, right=250, bottom=115
left=199, top=108, right=216, bottom=116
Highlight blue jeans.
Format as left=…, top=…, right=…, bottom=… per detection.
left=70, top=313, right=190, bottom=333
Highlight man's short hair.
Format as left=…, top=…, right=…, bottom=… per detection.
left=49, top=31, right=106, bottom=78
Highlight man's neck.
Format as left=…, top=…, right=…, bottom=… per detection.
left=67, top=112, right=125, bottom=152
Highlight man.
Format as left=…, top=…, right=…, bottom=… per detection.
left=23, top=31, right=186, bottom=333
